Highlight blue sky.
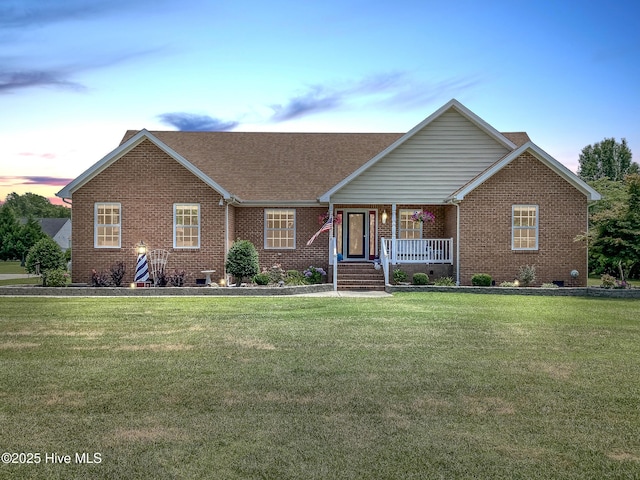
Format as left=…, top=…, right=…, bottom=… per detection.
left=1, top=0, right=638, bottom=204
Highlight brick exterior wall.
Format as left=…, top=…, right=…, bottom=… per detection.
left=71, top=140, right=226, bottom=286
left=458, top=153, right=588, bottom=286
left=70, top=142, right=588, bottom=288
left=233, top=206, right=330, bottom=275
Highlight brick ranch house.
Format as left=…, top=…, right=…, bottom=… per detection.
left=56, top=99, right=600, bottom=288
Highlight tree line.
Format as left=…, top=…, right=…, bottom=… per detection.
left=578, top=138, right=640, bottom=280
left=0, top=192, right=70, bottom=263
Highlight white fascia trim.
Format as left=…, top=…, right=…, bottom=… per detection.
left=319, top=99, right=517, bottom=202
left=236, top=200, right=326, bottom=207
left=56, top=129, right=233, bottom=200
left=449, top=142, right=602, bottom=202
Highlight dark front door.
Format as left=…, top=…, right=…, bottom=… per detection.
left=346, top=212, right=366, bottom=259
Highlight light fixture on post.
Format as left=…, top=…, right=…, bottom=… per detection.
left=136, top=241, right=147, bottom=255
left=381, top=209, right=388, bottom=224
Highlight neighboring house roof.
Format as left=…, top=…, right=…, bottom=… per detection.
left=19, top=217, right=72, bottom=250
left=19, top=217, right=69, bottom=237
left=56, top=99, right=599, bottom=204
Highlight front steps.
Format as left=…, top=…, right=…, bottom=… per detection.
left=336, top=262, right=386, bottom=291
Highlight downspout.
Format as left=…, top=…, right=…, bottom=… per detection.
left=225, top=200, right=229, bottom=284
left=455, top=201, right=460, bottom=286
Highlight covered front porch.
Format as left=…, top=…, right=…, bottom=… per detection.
left=328, top=204, right=458, bottom=289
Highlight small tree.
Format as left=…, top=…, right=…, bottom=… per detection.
left=25, top=237, right=65, bottom=285
left=225, top=240, right=259, bottom=285
left=0, top=206, right=20, bottom=260
left=591, top=174, right=640, bottom=280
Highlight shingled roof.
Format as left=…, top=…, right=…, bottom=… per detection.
left=122, top=131, right=404, bottom=202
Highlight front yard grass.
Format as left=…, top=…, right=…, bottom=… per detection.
left=1, top=294, right=639, bottom=479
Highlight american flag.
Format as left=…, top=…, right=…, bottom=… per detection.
left=306, top=215, right=333, bottom=246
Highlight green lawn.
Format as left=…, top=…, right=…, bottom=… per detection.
left=1, top=294, right=639, bottom=479
left=0, top=261, right=40, bottom=286
left=0, top=261, right=26, bottom=274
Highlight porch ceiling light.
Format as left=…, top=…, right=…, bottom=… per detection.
left=381, top=209, right=388, bottom=224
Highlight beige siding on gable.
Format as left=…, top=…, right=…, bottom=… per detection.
left=331, top=110, right=511, bottom=204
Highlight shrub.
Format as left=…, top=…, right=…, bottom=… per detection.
left=110, top=261, right=126, bottom=287
left=225, top=240, right=259, bottom=285
left=541, top=282, right=559, bottom=288
left=91, top=269, right=110, bottom=287
left=600, top=274, right=616, bottom=288
left=393, top=269, right=408, bottom=284
left=518, top=265, right=536, bottom=287
left=44, top=268, right=68, bottom=287
left=471, top=273, right=492, bottom=286
left=412, top=272, right=429, bottom=285
left=500, top=281, right=517, bottom=287
left=253, top=273, right=270, bottom=285
left=285, top=270, right=306, bottom=285
left=154, top=268, right=168, bottom=287
left=264, top=264, right=286, bottom=284
left=304, top=266, right=326, bottom=284
left=25, top=237, right=65, bottom=276
left=434, top=276, right=455, bottom=286
left=167, top=269, right=188, bottom=287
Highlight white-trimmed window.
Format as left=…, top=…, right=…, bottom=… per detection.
left=95, top=202, right=121, bottom=248
left=174, top=204, right=200, bottom=248
left=512, top=205, right=538, bottom=250
left=265, top=209, right=295, bottom=249
left=399, top=209, right=422, bottom=239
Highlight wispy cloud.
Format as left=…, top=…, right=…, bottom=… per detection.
left=0, top=0, right=135, bottom=28
left=157, top=113, right=239, bottom=131
left=268, top=72, right=481, bottom=123
left=0, top=70, right=84, bottom=93
left=19, top=152, right=57, bottom=160
left=154, top=72, right=481, bottom=131
left=0, top=176, right=74, bottom=187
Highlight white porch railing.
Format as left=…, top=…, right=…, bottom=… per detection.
left=382, top=238, right=453, bottom=265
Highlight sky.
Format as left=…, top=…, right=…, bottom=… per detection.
left=1, top=0, right=639, bottom=206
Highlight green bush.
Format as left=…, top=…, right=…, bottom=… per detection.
left=471, top=273, right=492, bottom=286
left=434, top=276, right=456, bottom=286
left=285, top=270, right=306, bottom=285
left=500, top=281, right=517, bottom=287
left=393, top=269, right=408, bottom=284
left=25, top=237, right=65, bottom=279
left=412, top=272, right=429, bottom=285
left=43, top=268, right=68, bottom=287
left=541, top=282, right=559, bottom=288
left=518, top=265, right=536, bottom=286
left=600, top=274, right=616, bottom=288
left=225, top=240, right=259, bottom=285
left=253, top=273, right=270, bottom=285
left=304, top=266, right=326, bottom=284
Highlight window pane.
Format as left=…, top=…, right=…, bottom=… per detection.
left=513, top=205, right=537, bottom=250
left=265, top=209, right=295, bottom=249
left=174, top=204, right=200, bottom=248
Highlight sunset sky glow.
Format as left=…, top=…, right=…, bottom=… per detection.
left=1, top=0, right=639, bottom=206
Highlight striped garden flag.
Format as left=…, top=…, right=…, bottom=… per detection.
left=134, top=253, right=149, bottom=282
left=306, top=215, right=333, bottom=246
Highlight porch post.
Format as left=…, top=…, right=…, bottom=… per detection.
left=330, top=202, right=337, bottom=291
left=391, top=203, right=397, bottom=264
